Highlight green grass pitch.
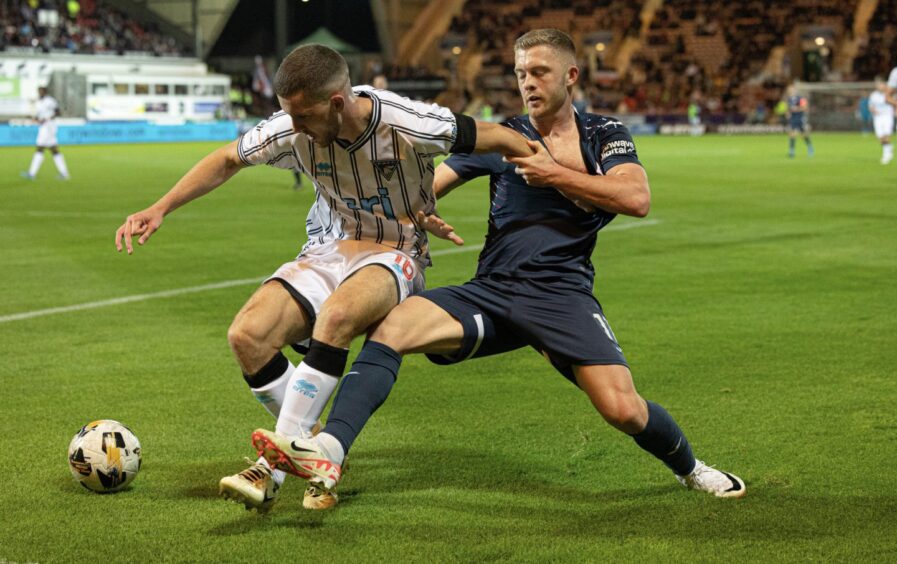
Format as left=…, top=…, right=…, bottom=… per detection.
left=1, top=133, right=895, bottom=562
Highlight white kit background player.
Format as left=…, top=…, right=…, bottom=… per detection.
left=22, top=86, right=70, bottom=180
left=870, top=77, right=895, bottom=164
left=114, top=44, right=532, bottom=511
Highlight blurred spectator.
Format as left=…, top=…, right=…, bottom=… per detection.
left=0, top=0, right=187, bottom=56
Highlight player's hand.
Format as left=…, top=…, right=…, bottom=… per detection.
left=504, top=140, right=558, bottom=187
left=115, top=207, right=164, bottom=254
left=417, top=210, right=464, bottom=246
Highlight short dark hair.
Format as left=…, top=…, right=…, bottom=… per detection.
left=514, top=28, right=576, bottom=57
left=274, top=44, right=349, bottom=100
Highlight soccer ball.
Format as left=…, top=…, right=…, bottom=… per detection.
left=67, top=420, right=142, bottom=493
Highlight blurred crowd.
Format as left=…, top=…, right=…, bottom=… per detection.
left=1, top=0, right=186, bottom=56
left=424, top=0, right=875, bottom=123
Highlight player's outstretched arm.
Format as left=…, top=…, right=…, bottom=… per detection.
left=471, top=120, right=534, bottom=158
left=114, top=139, right=245, bottom=254
left=507, top=140, right=650, bottom=217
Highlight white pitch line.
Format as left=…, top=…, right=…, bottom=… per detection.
left=0, top=219, right=660, bottom=324
left=0, top=278, right=264, bottom=324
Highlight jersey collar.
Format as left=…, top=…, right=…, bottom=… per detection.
left=339, top=90, right=381, bottom=152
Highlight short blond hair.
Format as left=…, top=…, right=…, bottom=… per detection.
left=514, top=29, right=576, bottom=58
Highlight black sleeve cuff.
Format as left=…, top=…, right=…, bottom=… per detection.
left=450, top=113, right=477, bottom=154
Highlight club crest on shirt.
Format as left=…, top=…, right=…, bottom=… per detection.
left=315, top=162, right=333, bottom=177
left=373, top=159, right=400, bottom=181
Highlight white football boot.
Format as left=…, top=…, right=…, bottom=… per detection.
left=252, top=429, right=342, bottom=509
left=219, top=458, right=280, bottom=513
left=676, top=460, right=746, bottom=498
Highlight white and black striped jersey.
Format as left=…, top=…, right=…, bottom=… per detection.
left=237, top=86, right=458, bottom=267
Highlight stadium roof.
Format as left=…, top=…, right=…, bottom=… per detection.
left=284, top=27, right=361, bottom=56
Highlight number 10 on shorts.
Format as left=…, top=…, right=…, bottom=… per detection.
left=393, top=255, right=414, bottom=281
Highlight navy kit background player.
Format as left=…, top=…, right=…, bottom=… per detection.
left=785, top=84, right=814, bottom=158
left=114, top=44, right=534, bottom=512
left=255, top=29, right=746, bottom=503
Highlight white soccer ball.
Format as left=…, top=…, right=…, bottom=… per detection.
left=67, top=420, right=142, bottom=493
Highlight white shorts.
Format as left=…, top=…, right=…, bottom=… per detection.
left=874, top=115, right=894, bottom=138
left=36, top=121, right=58, bottom=147
left=266, top=239, right=426, bottom=324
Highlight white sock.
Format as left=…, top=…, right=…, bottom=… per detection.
left=885, top=144, right=893, bottom=159
left=316, top=432, right=346, bottom=466
left=275, top=362, right=340, bottom=437
left=250, top=358, right=295, bottom=419
left=53, top=153, right=69, bottom=177
left=257, top=456, right=286, bottom=486
left=28, top=152, right=44, bottom=177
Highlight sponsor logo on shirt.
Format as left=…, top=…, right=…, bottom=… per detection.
left=600, top=139, right=636, bottom=160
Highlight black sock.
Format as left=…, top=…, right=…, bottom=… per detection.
left=630, top=401, right=696, bottom=476
left=242, top=352, right=289, bottom=388
left=323, top=341, right=402, bottom=454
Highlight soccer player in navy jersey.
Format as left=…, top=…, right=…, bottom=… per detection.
left=785, top=84, right=814, bottom=158
left=255, top=29, right=745, bottom=505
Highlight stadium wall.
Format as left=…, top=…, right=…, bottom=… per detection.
left=0, top=120, right=238, bottom=147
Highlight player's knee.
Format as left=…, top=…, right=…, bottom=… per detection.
left=314, top=303, right=358, bottom=345
left=227, top=318, right=263, bottom=363
left=597, top=396, right=646, bottom=434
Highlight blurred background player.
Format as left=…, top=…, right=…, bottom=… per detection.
left=21, top=86, right=70, bottom=181
left=687, top=93, right=702, bottom=136
left=869, top=77, right=895, bottom=164
left=785, top=84, right=814, bottom=158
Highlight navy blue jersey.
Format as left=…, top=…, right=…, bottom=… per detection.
left=788, top=95, right=807, bottom=117
left=444, top=113, right=642, bottom=290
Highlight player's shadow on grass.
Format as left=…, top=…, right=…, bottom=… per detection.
left=282, top=445, right=897, bottom=544
left=332, top=445, right=670, bottom=506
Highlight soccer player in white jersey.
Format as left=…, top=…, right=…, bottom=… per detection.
left=114, top=44, right=533, bottom=512
left=21, top=86, right=70, bottom=181
left=886, top=64, right=897, bottom=98
left=869, top=77, right=895, bottom=164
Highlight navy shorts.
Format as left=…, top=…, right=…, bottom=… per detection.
left=789, top=116, right=807, bottom=132
left=422, top=276, right=627, bottom=384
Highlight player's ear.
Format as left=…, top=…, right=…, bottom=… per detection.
left=566, top=65, right=579, bottom=87
left=331, top=93, right=345, bottom=112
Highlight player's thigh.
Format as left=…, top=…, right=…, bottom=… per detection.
left=36, top=124, right=57, bottom=147
left=315, top=264, right=401, bottom=340
left=411, top=280, right=527, bottom=363
left=231, top=280, right=311, bottom=348
left=875, top=117, right=893, bottom=138
left=369, top=295, right=466, bottom=355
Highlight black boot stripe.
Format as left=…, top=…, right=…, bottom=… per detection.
left=722, top=472, right=743, bottom=491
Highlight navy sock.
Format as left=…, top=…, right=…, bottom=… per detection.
left=323, top=341, right=402, bottom=454
left=630, top=401, right=696, bottom=476
left=788, top=138, right=796, bottom=152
